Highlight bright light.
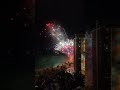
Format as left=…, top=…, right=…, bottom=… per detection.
left=45, top=22, right=74, bottom=63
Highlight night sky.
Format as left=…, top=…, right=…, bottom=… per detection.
left=36, top=0, right=120, bottom=48
left=36, top=0, right=96, bottom=34
left=1, top=0, right=120, bottom=52
left=36, top=0, right=120, bottom=33
left=0, top=0, right=120, bottom=89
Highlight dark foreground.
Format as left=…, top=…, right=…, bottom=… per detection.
left=35, top=67, right=85, bottom=90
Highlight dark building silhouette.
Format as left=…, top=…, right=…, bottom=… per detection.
left=85, top=32, right=93, bottom=88
left=74, top=27, right=112, bottom=89
left=91, top=26, right=112, bottom=90
left=111, top=28, right=120, bottom=90
left=84, top=26, right=120, bottom=90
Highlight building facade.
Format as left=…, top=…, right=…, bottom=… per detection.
left=73, top=26, right=120, bottom=90
left=85, top=32, right=93, bottom=88
left=74, top=34, right=85, bottom=74
left=111, top=28, right=120, bottom=90
left=91, top=27, right=112, bottom=90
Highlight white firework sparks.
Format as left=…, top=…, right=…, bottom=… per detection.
left=45, top=22, right=74, bottom=62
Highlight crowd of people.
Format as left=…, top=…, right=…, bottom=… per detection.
left=35, top=65, right=85, bottom=90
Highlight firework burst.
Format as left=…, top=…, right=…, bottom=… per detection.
left=45, top=22, right=74, bottom=63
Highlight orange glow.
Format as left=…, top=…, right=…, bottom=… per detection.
left=68, top=55, right=74, bottom=63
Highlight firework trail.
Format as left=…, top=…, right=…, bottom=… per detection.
left=45, top=22, right=74, bottom=63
